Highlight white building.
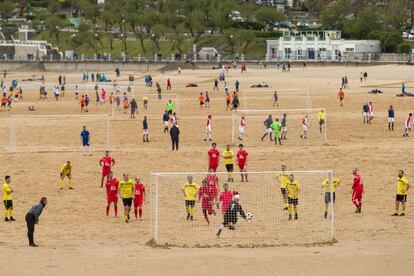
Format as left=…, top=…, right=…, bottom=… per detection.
left=266, top=31, right=381, bottom=61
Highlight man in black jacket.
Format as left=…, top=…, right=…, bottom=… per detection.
left=216, top=194, right=248, bottom=237
left=170, top=123, right=180, bottom=150
left=25, top=197, right=47, bottom=247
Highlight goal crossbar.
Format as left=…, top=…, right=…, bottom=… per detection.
left=8, top=114, right=110, bottom=153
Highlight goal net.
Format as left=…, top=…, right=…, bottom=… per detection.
left=240, top=88, right=312, bottom=110
left=231, top=108, right=327, bottom=145
left=149, top=171, right=334, bottom=247
left=5, top=114, right=110, bottom=153
left=111, top=92, right=180, bottom=119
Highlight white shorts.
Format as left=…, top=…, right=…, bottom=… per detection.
left=239, top=126, right=245, bottom=134
left=363, top=112, right=368, bottom=117
left=302, top=125, right=309, bottom=131
left=281, top=126, right=287, bottom=132
left=143, top=129, right=149, bottom=134
left=369, top=112, right=374, bottom=117
left=266, top=128, right=272, bottom=134
left=206, top=126, right=212, bottom=133
left=164, top=121, right=169, bottom=126
left=388, top=118, right=394, bottom=123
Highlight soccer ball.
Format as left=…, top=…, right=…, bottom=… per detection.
left=246, top=212, right=253, bottom=221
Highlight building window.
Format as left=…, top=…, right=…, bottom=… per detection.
left=284, top=48, right=291, bottom=59
left=271, top=48, right=277, bottom=59
left=345, top=48, right=355, bottom=52
left=308, top=48, right=315, bottom=59
left=297, top=49, right=303, bottom=60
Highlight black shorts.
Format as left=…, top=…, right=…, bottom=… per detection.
left=1, top=103, right=5, bottom=107
left=288, top=197, right=298, bottom=205
left=225, top=164, right=234, bottom=172
left=319, top=119, right=325, bottom=125
left=233, top=104, right=239, bottom=109
left=185, top=200, right=195, bottom=207
left=325, top=192, right=336, bottom=204
left=280, top=188, right=287, bottom=195
left=122, top=198, right=132, bottom=207
left=3, top=200, right=13, bottom=209
left=396, top=194, right=407, bottom=202
left=82, top=141, right=90, bottom=146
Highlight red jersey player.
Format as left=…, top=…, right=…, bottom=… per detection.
left=352, top=168, right=364, bottom=213
left=105, top=172, right=119, bottom=217
left=219, top=183, right=237, bottom=215
left=198, top=180, right=215, bottom=224
left=208, top=142, right=220, bottom=171
left=236, top=144, right=248, bottom=182
left=205, top=169, right=219, bottom=205
left=99, top=150, right=115, bottom=187
left=133, top=177, right=146, bottom=220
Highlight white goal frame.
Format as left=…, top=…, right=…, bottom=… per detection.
left=8, top=114, right=110, bottom=153
left=231, top=108, right=327, bottom=145
left=149, top=170, right=334, bottom=246
left=241, top=88, right=312, bottom=110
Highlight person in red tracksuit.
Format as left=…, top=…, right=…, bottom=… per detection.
left=352, top=168, right=364, bottom=213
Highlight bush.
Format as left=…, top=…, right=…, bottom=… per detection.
left=254, top=31, right=283, bottom=38
left=397, top=42, right=413, bottom=54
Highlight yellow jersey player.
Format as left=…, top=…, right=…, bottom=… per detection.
left=287, top=174, right=300, bottom=220
left=318, top=110, right=325, bottom=134
left=393, top=170, right=410, bottom=216
left=322, top=176, right=341, bottom=219
left=223, top=145, right=234, bottom=182
left=3, top=175, right=15, bottom=221
left=119, top=173, right=134, bottom=223
left=277, top=165, right=290, bottom=210
left=60, top=161, right=73, bottom=190
left=182, top=176, right=200, bottom=221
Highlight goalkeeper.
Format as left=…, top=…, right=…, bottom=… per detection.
left=216, top=194, right=248, bottom=237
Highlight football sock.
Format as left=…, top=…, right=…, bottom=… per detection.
left=139, top=209, right=142, bottom=218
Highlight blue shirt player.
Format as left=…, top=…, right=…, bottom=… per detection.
left=80, top=126, right=91, bottom=156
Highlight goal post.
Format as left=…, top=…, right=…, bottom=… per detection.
left=7, top=114, right=110, bottom=153
left=149, top=170, right=334, bottom=247
left=231, top=108, right=327, bottom=145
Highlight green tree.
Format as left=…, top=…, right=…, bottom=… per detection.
left=0, top=0, right=15, bottom=21
left=239, top=31, right=255, bottom=55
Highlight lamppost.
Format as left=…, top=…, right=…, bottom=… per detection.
left=40, top=21, right=44, bottom=40
left=151, top=33, right=155, bottom=60
left=94, top=33, right=98, bottom=56
left=120, top=33, right=124, bottom=54
left=122, top=15, right=127, bottom=57
left=184, top=33, right=188, bottom=59
left=55, top=26, right=60, bottom=45
left=230, top=34, right=234, bottom=58
left=71, top=34, right=76, bottom=59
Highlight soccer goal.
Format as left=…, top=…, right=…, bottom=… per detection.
left=149, top=171, right=334, bottom=247
left=6, top=114, right=110, bottom=153
left=240, top=88, right=312, bottom=110
left=111, top=92, right=180, bottom=119
left=231, top=108, right=327, bottom=145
